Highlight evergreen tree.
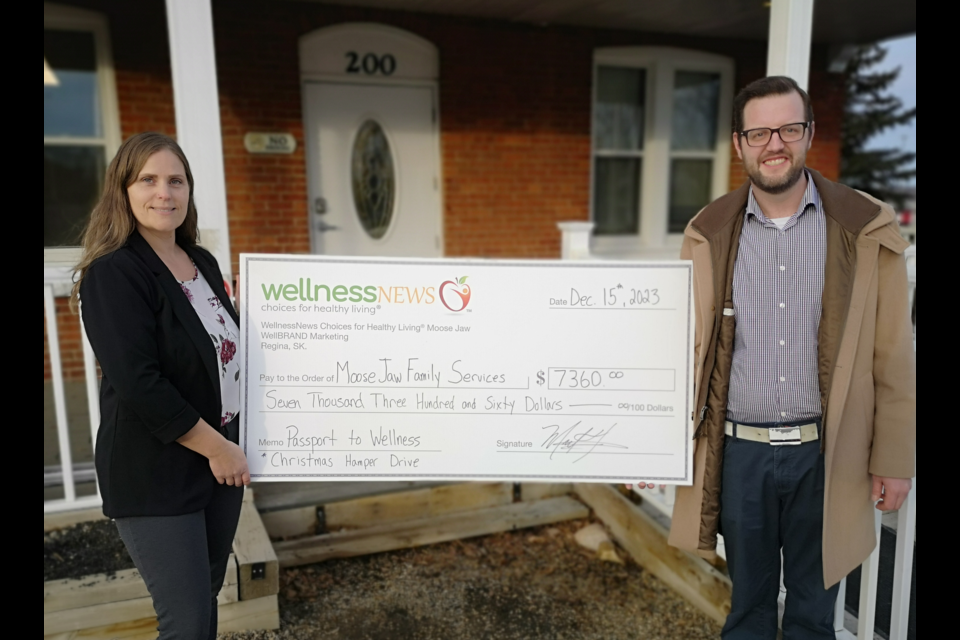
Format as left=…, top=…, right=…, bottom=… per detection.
left=840, top=44, right=916, bottom=207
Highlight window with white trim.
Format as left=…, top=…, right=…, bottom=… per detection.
left=44, top=3, right=120, bottom=260
left=591, top=48, right=733, bottom=256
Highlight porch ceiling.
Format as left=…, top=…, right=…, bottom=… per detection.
left=292, top=0, right=915, bottom=45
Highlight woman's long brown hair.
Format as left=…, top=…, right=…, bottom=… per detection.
left=71, top=132, right=199, bottom=309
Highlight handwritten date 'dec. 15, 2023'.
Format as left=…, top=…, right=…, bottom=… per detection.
left=551, top=285, right=662, bottom=308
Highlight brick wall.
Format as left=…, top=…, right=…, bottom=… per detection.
left=214, top=5, right=311, bottom=264
left=44, top=298, right=87, bottom=382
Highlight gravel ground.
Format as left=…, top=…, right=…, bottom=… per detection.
left=44, top=519, right=133, bottom=581
left=219, top=518, right=720, bottom=640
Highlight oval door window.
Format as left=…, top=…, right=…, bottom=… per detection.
left=350, top=119, right=396, bottom=239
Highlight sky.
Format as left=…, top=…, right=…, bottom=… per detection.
left=866, top=34, right=916, bottom=184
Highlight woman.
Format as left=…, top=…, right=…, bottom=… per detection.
left=74, top=132, right=249, bottom=639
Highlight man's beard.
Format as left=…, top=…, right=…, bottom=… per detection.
left=744, top=153, right=806, bottom=195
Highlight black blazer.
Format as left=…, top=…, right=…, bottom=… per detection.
left=81, top=231, right=240, bottom=518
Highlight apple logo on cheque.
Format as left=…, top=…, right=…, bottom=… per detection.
left=439, top=276, right=471, bottom=312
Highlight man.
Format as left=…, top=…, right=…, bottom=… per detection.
left=665, top=76, right=916, bottom=638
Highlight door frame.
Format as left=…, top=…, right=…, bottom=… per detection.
left=299, top=23, right=444, bottom=256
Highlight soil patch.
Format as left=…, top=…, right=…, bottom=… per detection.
left=219, top=518, right=720, bottom=640
left=44, top=519, right=134, bottom=582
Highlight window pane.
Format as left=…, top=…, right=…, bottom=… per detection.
left=44, top=30, right=101, bottom=138
left=594, top=67, right=646, bottom=151
left=671, top=71, right=720, bottom=151
left=594, top=158, right=640, bottom=235
left=669, top=159, right=712, bottom=233
left=351, top=120, right=395, bottom=239
left=44, top=145, right=105, bottom=247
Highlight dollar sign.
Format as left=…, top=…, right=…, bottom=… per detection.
left=536, top=370, right=546, bottom=386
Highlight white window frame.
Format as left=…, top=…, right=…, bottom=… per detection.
left=590, top=47, right=734, bottom=258
left=44, top=2, right=122, bottom=274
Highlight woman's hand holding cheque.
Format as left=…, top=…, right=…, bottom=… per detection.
left=177, top=420, right=251, bottom=486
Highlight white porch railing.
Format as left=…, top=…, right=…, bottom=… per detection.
left=43, top=276, right=102, bottom=514
left=636, top=482, right=916, bottom=639
left=560, top=223, right=917, bottom=639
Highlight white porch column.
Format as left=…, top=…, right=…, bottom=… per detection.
left=766, top=0, right=815, bottom=90
left=557, top=222, right=595, bottom=260
left=165, top=0, right=232, bottom=277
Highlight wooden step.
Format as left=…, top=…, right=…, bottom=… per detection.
left=44, top=555, right=238, bottom=615
left=520, top=482, right=572, bottom=501
left=43, top=507, right=107, bottom=533
left=275, top=495, right=590, bottom=568
left=260, top=481, right=515, bottom=539
left=573, top=483, right=732, bottom=624
left=251, top=480, right=450, bottom=513
left=44, top=556, right=238, bottom=634
left=234, top=489, right=279, bottom=601
left=43, top=487, right=280, bottom=637
left=42, top=595, right=279, bottom=639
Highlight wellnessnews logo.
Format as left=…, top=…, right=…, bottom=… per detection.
left=438, top=276, right=471, bottom=312
left=259, top=275, right=472, bottom=312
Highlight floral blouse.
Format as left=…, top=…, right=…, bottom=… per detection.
left=178, top=264, right=241, bottom=427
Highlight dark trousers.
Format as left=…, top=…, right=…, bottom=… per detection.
left=720, top=422, right=839, bottom=639
left=115, top=480, right=244, bottom=639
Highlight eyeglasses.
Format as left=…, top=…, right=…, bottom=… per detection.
left=739, top=122, right=810, bottom=147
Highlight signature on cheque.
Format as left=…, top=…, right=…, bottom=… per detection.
left=541, top=422, right=628, bottom=462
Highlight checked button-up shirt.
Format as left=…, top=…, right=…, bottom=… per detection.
left=727, top=172, right=826, bottom=425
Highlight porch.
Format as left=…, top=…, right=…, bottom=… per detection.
left=44, top=0, right=916, bottom=637
left=43, top=241, right=917, bottom=638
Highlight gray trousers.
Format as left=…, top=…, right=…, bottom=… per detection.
left=115, top=480, right=244, bottom=640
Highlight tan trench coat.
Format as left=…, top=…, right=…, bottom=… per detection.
left=667, top=170, right=916, bottom=588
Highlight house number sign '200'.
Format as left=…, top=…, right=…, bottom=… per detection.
left=345, top=52, right=397, bottom=76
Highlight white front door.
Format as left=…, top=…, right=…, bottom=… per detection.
left=304, top=82, right=441, bottom=257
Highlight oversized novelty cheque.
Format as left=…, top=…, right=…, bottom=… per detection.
left=240, top=256, right=694, bottom=484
